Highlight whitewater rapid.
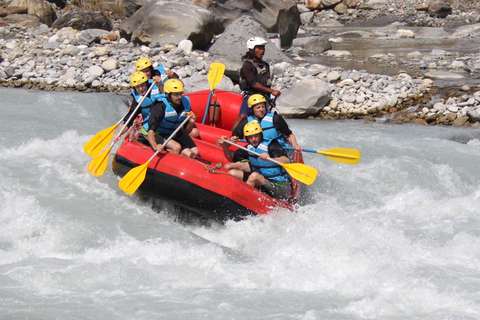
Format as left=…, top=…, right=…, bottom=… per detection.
left=1, top=88, right=479, bottom=319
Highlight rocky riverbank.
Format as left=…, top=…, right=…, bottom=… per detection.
left=1, top=0, right=480, bottom=126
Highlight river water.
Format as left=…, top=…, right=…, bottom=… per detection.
left=297, top=24, right=480, bottom=89
left=1, top=88, right=480, bottom=319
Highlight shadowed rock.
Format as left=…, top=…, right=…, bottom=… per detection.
left=251, top=0, right=300, bottom=47
left=428, top=2, right=452, bottom=18
left=52, top=10, right=113, bottom=31
left=0, top=6, right=28, bottom=18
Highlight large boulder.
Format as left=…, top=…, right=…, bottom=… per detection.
left=208, top=16, right=290, bottom=64
left=205, top=0, right=300, bottom=47
left=9, top=0, right=57, bottom=26
left=0, top=6, right=28, bottom=17
left=206, top=0, right=251, bottom=24
left=119, top=0, right=221, bottom=49
left=121, top=0, right=143, bottom=17
left=182, top=71, right=235, bottom=93
left=251, top=0, right=300, bottom=47
left=207, top=16, right=291, bottom=82
left=428, top=2, right=452, bottom=18
left=276, top=78, right=332, bottom=117
left=291, top=36, right=332, bottom=54
left=51, top=10, right=113, bottom=31
left=0, top=12, right=43, bottom=28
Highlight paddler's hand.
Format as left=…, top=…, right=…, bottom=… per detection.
left=153, top=144, right=165, bottom=152
left=271, top=89, right=281, bottom=98
left=152, top=75, right=162, bottom=85
left=166, top=69, right=174, bottom=78
left=216, top=135, right=227, bottom=146
left=228, top=136, right=239, bottom=143
left=187, top=111, right=196, bottom=122
left=292, top=144, right=303, bottom=151
left=259, top=153, right=269, bottom=160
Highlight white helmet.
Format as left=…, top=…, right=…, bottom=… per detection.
left=246, top=37, right=269, bottom=50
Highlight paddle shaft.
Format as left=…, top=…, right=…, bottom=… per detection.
left=201, top=91, right=213, bottom=125
left=224, top=140, right=318, bottom=185
left=224, top=140, right=282, bottom=166
left=145, top=116, right=191, bottom=163
left=284, top=147, right=332, bottom=154
left=117, top=82, right=155, bottom=138
left=88, top=83, right=157, bottom=176
left=284, top=146, right=361, bottom=161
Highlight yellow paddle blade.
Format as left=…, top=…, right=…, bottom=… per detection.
left=118, top=161, right=151, bottom=194
left=83, top=123, right=119, bottom=158
left=281, top=162, right=318, bottom=185
left=208, top=63, right=225, bottom=90
left=317, top=148, right=361, bottom=165
left=88, top=146, right=112, bottom=177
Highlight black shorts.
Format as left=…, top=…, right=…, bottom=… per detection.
left=164, top=128, right=196, bottom=151
left=152, top=134, right=166, bottom=144
left=261, top=179, right=291, bottom=200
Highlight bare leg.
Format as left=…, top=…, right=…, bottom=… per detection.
left=180, top=146, right=199, bottom=158
left=189, top=127, right=199, bottom=138
left=224, top=162, right=250, bottom=171
left=227, top=169, right=245, bottom=180
left=246, top=172, right=265, bottom=187
left=165, top=140, right=181, bottom=155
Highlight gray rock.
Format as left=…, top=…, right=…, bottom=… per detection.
left=120, top=0, right=218, bottom=49
left=10, top=0, right=57, bottom=26
left=52, top=10, right=113, bottom=31
left=467, top=110, right=480, bottom=123
left=277, top=78, right=331, bottom=117
left=3, top=66, right=16, bottom=78
left=428, top=2, right=452, bottom=18
left=291, top=35, right=331, bottom=54
left=251, top=0, right=301, bottom=47
left=208, top=16, right=290, bottom=64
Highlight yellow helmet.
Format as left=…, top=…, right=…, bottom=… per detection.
left=243, top=121, right=263, bottom=137
left=164, top=79, right=184, bottom=93
left=135, top=57, right=152, bottom=71
left=247, top=94, right=267, bottom=109
left=130, top=71, right=148, bottom=87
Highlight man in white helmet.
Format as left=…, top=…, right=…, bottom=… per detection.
left=232, top=37, right=281, bottom=131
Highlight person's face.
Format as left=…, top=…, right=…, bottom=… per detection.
left=135, top=82, right=148, bottom=95
left=252, top=103, right=266, bottom=118
left=170, top=92, right=183, bottom=105
left=253, top=45, right=265, bottom=59
left=246, top=133, right=262, bottom=147
left=140, top=67, right=152, bottom=79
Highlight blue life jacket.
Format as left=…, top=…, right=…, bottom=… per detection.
left=155, top=95, right=192, bottom=135
left=154, top=65, right=171, bottom=85
left=131, top=81, right=162, bottom=124
left=247, top=140, right=288, bottom=183
left=247, top=112, right=284, bottom=144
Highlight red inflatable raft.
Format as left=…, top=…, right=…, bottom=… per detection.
left=112, top=90, right=303, bottom=222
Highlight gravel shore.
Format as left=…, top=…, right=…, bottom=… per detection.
left=1, top=0, right=480, bottom=126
